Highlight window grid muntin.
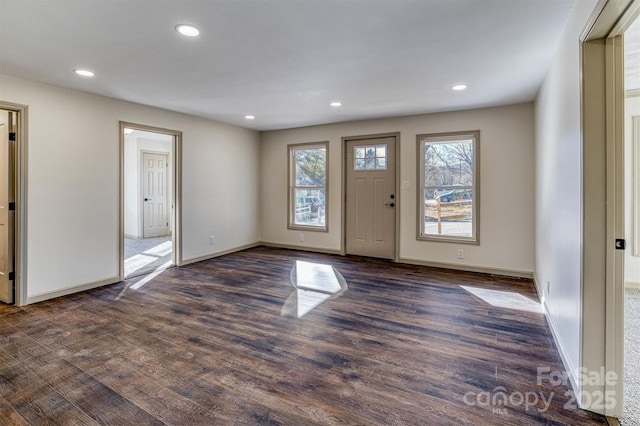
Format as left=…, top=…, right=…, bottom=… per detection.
left=354, top=144, right=387, bottom=170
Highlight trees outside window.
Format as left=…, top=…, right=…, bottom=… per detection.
left=288, top=142, right=328, bottom=231
left=417, top=131, right=479, bottom=243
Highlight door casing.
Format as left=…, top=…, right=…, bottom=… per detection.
left=580, top=0, right=640, bottom=417
left=342, top=132, right=400, bottom=261
left=0, top=110, right=14, bottom=304
left=0, top=102, right=27, bottom=306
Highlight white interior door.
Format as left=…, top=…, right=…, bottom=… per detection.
left=0, top=110, right=14, bottom=304
left=345, top=136, right=396, bottom=259
left=142, top=152, right=169, bottom=238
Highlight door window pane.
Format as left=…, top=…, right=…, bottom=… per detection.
left=354, top=144, right=387, bottom=170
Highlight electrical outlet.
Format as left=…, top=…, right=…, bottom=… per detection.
left=299, top=233, right=305, bottom=242
left=210, top=235, right=216, bottom=245
left=457, top=248, right=464, bottom=259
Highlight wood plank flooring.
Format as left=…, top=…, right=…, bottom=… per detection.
left=0, top=246, right=608, bottom=425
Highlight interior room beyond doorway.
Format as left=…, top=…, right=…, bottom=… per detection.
left=123, top=126, right=175, bottom=278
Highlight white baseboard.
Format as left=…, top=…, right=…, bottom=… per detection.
left=399, top=257, right=534, bottom=279
left=259, top=242, right=342, bottom=256
left=532, top=275, right=580, bottom=401
left=532, top=272, right=544, bottom=300
left=259, top=244, right=533, bottom=279
left=625, top=280, right=640, bottom=289
left=26, top=276, right=121, bottom=305
left=180, top=242, right=261, bottom=266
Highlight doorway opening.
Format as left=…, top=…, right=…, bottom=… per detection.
left=342, top=133, right=399, bottom=260
left=622, top=13, right=640, bottom=426
left=120, top=122, right=181, bottom=279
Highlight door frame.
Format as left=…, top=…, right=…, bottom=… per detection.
left=140, top=150, right=170, bottom=239
left=119, top=121, right=182, bottom=279
left=581, top=0, right=639, bottom=417
left=341, top=132, right=400, bottom=261
left=0, top=101, right=27, bottom=306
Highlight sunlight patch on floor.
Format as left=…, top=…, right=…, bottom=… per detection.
left=130, top=262, right=172, bottom=290
left=124, top=236, right=173, bottom=278
left=143, top=241, right=173, bottom=257
left=282, top=260, right=347, bottom=318
left=461, top=285, right=543, bottom=313
left=116, top=261, right=172, bottom=301
left=125, top=253, right=160, bottom=276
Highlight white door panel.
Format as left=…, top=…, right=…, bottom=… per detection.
left=142, top=152, right=169, bottom=238
left=373, top=177, right=386, bottom=243
left=354, top=178, right=367, bottom=241
left=346, top=136, right=396, bottom=259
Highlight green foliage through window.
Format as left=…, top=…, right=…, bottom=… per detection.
left=289, top=143, right=328, bottom=230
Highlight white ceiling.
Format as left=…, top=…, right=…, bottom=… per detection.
left=0, top=0, right=576, bottom=131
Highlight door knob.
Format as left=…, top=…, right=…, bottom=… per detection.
left=385, top=202, right=395, bottom=207
left=144, top=198, right=150, bottom=201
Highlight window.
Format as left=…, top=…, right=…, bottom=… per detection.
left=417, top=131, right=479, bottom=243
left=288, top=142, right=328, bottom=231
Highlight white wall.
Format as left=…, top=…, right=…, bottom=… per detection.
left=261, top=103, right=535, bottom=275
left=0, top=74, right=260, bottom=301
left=626, top=95, right=640, bottom=285
left=534, top=0, right=599, bottom=396
left=124, top=134, right=139, bottom=238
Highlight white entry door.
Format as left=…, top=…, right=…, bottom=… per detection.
left=0, top=110, right=14, bottom=303
left=345, top=136, right=396, bottom=259
left=142, top=152, right=169, bottom=238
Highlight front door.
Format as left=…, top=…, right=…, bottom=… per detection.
left=0, top=110, right=15, bottom=303
left=142, top=152, right=169, bottom=238
left=345, top=136, right=396, bottom=259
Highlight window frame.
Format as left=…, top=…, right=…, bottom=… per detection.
left=287, top=141, right=329, bottom=232
left=416, top=130, right=480, bottom=244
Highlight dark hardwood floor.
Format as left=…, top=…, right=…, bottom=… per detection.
left=0, top=246, right=607, bottom=425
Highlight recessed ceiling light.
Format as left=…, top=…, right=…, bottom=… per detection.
left=175, top=24, right=200, bottom=37
left=330, top=101, right=342, bottom=107
left=245, top=115, right=255, bottom=120
left=73, top=69, right=95, bottom=77
left=452, top=84, right=468, bottom=91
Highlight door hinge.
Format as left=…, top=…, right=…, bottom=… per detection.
left=8, top=272, right=14, bottom=281
left=8, top=202, right=15, bottom=211
left=9, top=132, right=16, bottom=141
left=615, top=239, right=626, bottom=250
